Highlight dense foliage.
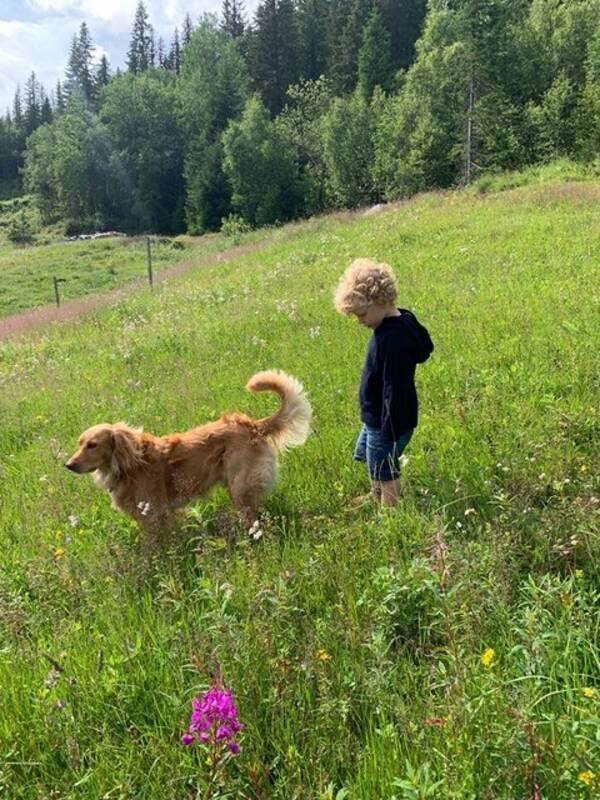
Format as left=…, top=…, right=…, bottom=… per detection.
left=1, top=0, right=599, bottom=232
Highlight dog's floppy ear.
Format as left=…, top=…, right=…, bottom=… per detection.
left=110, top=425, right=143, bottom=477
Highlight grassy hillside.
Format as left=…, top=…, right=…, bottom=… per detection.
left=0, top=174, right=598, bottom=798
left=0, top=229, right=223, bottom=318
left=0, top=198, right=277, bottom=319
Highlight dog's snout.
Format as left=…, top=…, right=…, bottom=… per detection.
left=66, top=461, right=77, bottom=472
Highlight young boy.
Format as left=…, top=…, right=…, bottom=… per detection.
left=334, top=259, right=433, bottom=507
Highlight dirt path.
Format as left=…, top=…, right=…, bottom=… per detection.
left=0, top=242, right=261, bottom=341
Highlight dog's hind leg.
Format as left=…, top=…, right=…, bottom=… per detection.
left=229, top=487, right=261, bottom=528
left=225, top=445, right=277, bottom=532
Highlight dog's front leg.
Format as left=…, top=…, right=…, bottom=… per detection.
left=140, top=511, right=175, bottom=556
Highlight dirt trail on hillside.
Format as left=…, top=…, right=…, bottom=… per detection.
left=0, top=242, right=261, bottom=341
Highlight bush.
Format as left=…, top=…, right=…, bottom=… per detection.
left=7, top=209, right=36, bottom=245
left=64, top=217, right=97, bottom=237
left=220, top=214, right=252, bottom=244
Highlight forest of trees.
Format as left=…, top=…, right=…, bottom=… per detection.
left=1, top=0, right=599, bottom=234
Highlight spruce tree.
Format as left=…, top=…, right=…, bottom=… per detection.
left=330, top=0, right=373, bottom=93
left=250, top=0, right=300, bottom=114
left=157, top=36, right=166, bottom=67
left=378, top=0, right=427, bottom=71
left=55, top=80, right=66, bottom=114
left=95, top=55, right=111, bottom=90
left=66, top=22, right=96, bottom=105
left=221, top=0, right=246, bottom=39
left=358, top=8, right=393, bottom=97
left=23, top=72, right=41, bottom=136
left=297, top=0, right=329, bottom=81
left=40, top=91, right=53, bottom=125
left=182, top=13, right=194, bottom=46
left=12, top=86, right=23, bottom=131
left=127, top=2, right=154, bottom=73
left=168, top=28, right=181, bottom=73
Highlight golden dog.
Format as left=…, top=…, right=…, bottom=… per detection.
left=66, top=371, right=311, bottom=538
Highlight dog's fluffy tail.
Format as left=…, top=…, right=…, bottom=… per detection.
left=246, top=370, right=312, bottom=451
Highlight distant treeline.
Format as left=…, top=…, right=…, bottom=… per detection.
left=1, top=0, right=599, bottom=233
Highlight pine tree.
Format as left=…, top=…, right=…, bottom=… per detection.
left=127, top=1, right=154, bottom=73
left=221, top=0, right=246, bottom=39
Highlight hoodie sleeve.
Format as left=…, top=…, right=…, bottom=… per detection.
left=380, top=337, right=414, bottom=438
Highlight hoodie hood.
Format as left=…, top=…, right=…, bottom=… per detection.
left=380, top=309, right=434, bottom=363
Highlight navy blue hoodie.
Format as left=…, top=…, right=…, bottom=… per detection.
left=359, top=309, right=433, bottom=438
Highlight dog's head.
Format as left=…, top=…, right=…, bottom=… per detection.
left=66, top=423, right=143, bottom=478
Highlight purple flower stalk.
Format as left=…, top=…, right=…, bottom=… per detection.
left=181, top=686, right=243, bottom=755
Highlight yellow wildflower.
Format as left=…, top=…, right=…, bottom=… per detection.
left=316, top=649, right=332, bottom=662
left=481, top=648, right=495, bottom=668
left=578, top=770, right=595, bottom=786
left=53, top=547, right=65, bottom=560
left=582, top=687, right=595, bottom=699
left=575, top=569, right=584, bottom=580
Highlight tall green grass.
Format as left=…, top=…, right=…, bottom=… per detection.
left=0, top=177, right=598, bottom=798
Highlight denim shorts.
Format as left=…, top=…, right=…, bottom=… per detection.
left=353, top=424, right=413, bottom=482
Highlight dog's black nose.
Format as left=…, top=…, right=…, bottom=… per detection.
left=65, top=462, right=76, bottom=471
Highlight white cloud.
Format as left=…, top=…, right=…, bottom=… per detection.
left=0, top=19, right=74, bottom=111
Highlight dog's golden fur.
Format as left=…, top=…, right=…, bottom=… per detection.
left=66, top=371, right=311, bottom=536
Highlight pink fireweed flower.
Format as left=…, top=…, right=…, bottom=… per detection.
left=181, top=686, right=243, bottom=755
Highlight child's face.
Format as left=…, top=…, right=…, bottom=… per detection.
left=354, top=304, right=389, bottom=329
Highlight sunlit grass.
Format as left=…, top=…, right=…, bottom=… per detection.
left=0, top=170, right=598, bottom=798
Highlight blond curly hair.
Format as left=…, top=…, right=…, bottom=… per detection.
left=334, top=259, right=398, bottom=316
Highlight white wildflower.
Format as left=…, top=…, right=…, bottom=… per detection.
left=68, top=515, right=80, bottom=528
left=249, top=520, right=264, bottom=541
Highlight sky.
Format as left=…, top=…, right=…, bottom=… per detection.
left=0, top=0, right=258, bottom=115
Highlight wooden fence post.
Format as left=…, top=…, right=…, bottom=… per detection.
left=146, top=237, right=153, bottom=289
left=53, top=277, right=61, bottom=308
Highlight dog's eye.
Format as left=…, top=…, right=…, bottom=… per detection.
left=86, top=442, right=98, bottom=449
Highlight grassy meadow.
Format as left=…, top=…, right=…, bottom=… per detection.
left=0, top=168, right=599, bottom=798
left=0, top=231, right=228, bottom=318
left=0, top=199, right=275, bottom=318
